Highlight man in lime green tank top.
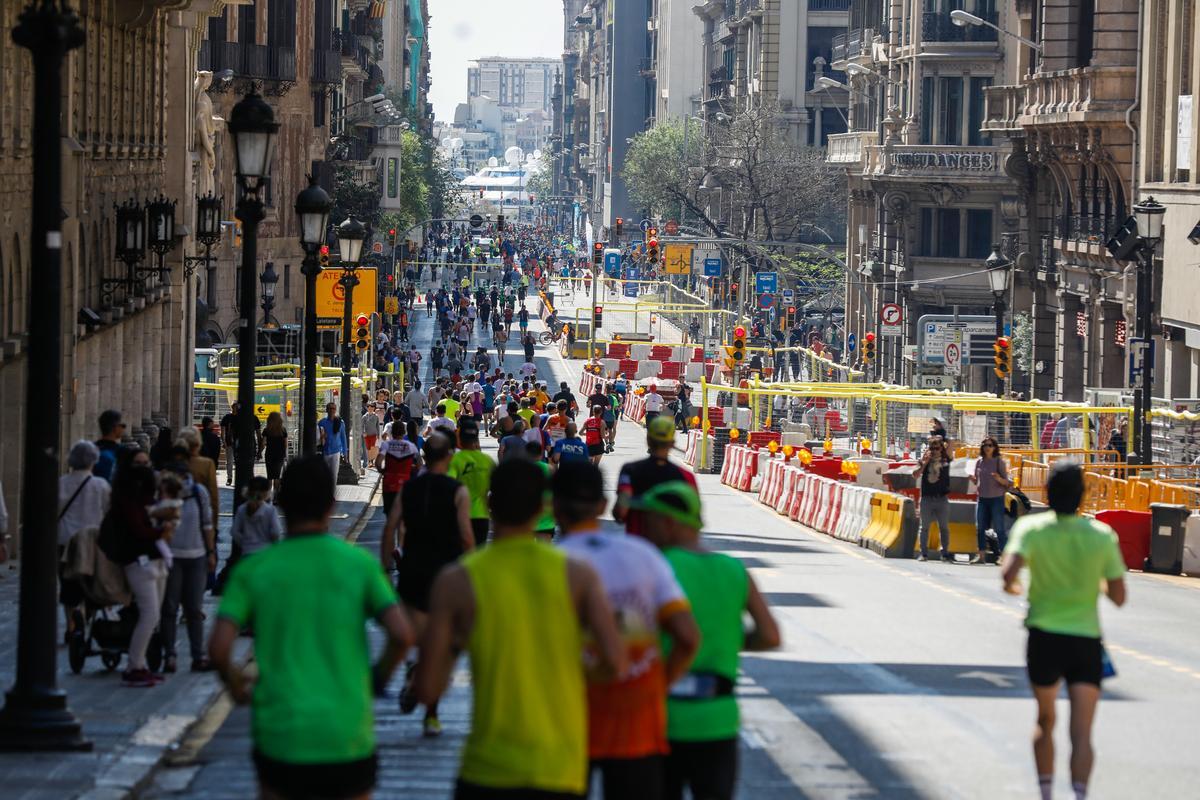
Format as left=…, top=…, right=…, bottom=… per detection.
left=634, top=481, right=781, bottom=800
left=415, top=459, right=627, bottom=799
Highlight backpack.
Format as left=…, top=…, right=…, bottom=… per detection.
left=1004, top=488, right=1032, bottom=520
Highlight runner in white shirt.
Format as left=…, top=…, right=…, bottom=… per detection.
left=643, top=385, right=665, bottom=423
left=520, top=361, right=537, bottom=380
left=423, top=405, right=458, bottom=438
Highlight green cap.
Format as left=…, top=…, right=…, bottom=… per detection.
left=647, top=415, right=676, bottom=444
left=629, top=480, right=703, bottom=529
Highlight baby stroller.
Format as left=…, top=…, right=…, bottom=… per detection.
left=62, top=526, right=163, bottom=674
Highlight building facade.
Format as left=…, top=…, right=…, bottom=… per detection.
left=467, top=57, right=559, bottom=115
left=646, top=0, right=704, bottom=123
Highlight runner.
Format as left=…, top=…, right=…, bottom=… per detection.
left=553, top=462, right=699, bottom=800
left=208, top=455, right=413, bottom=800
left=614, top=416, right=698, bottom=535
left=381, top=434, right=474, bottom=738
left=447, top=419, right=496, bottom=548
left=634, top=481, right=781, bottom=800
left=414, top=460, right=627, bottom=799
left=582, top=405, right=607, bottom=465
left=1001, top=462, right=1127, bottom=800
left=376, top=409, right=422, bottom=516
left=550, top=422, right=590, bottom=467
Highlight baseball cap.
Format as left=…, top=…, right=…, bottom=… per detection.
left=628, top=481, right=703, bottom=529
left=647, top=415, right=676, bottom=444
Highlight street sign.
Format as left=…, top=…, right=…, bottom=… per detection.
left=781, top=288, right=794, bottom=303
left=603, top=249, right=622, bottom=277
left=917, top=372, right=953, bottom=390
left=703, top=256, right=723, bottom=277
left=371, top=241, right=384, bottom=255
left=847, top=333, right=857, bottom=352
left=469, top=213, right=484, bottom=229
left=624, top=265, right=640, bottom=297
left=755, top=271, right=778, bottom=293
left=1129, top=337, right=1154, bottom=389
left=944, top=336, right=963, bottom=376
left=316, top=268, right=378, bottom=328
left=759, top=293, right=775, bottom=309
left=703, top=336, right=720, bottom=361
left=917, top=314, right=997, bottom=365
left=880, top=303, right=903, bottom=325
left=663, top=243, right=694, bottom=275
left=383, top=296, right=400, bottom=315
left=640, top=218, right=652, bottom=232
left=665, top=219, right=679, bottom=235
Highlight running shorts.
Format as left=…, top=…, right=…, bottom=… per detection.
left=1026, top=627, right=1103, bottom=687
left=254, top=750, right=377, bottom=799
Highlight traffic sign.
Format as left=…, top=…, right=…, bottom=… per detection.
left=663, top=243, right=694, bottom=275
left=782, top=288, right=794, bottom=303
left=917, top=373, right=953, bottom=390
left=703, top=336, right=720, bottom=361
left=880, top=303, right=903, bottom=325
left=1128, top=337, right=1154, bottom=389
left=703, top=257, right=722, bottom=277
left=918, top=315, right=997, bottom=365
left=624, top=265, right=640, bottom=297
left=469, top=213, right=484, bottom=229
left=755, top=271, right=778, bottom=293
left=847, top=333, right=857, bottom=352
left=315, top=268, right=377, bottom=328
left=759, top=293, right=775, bottom=309
left=665, top=219, right=679, bottom=235
left=383, top=296, right=400, bottom=315
left=372, top=241, right=384, bottom=255
left=640, top=218, right=652, bottom=232
left=944, top=337, right=963, bottom=376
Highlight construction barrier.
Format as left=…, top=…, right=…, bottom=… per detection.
left=624, top=393, right=647, bottom=424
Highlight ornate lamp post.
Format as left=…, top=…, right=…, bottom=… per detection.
left=294, top=177, right=331, bottom=455
left=259, top=263, right=278, bottom=327
left=986, top=243, right=1012, bottom=395
left=102, top=198, right=146, bottom=304
left=185, top=193, right=224, bottom=311
left=335, top=217, right=365, bottom=484
left=227, top=89, right=279, bottom=507
left=0, top=0, right=88, bottom=752
left=1132, top=197, right=1165, bottom=465
left=144, top=194, right=177, bottom=282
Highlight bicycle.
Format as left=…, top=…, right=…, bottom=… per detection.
left=538, top=319, right=566, bottom=345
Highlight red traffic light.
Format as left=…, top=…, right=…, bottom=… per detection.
left=787, top=306, right=796, bottom=314
left=388, top=228, right=396, bottom=236
left=355, top=314, right=369, bottom=327
left=647, top=237, right=658, bottom=249
left=864, top=332, right=876, bottom=343
left=733, top=325, right=747, bottom=339
left=319, top=245, right=330, bottom=255
left=594, top=242, right=604, bottom=251
left=996, top=336, right=1010, bottom=348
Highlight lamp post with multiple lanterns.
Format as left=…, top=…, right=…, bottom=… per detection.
left=295, top=177, right=332, bottom=455
left=335, top=218, right=366, bottom=483
left=1131, top=198, right=1165, bottom=465
left=985, top=243, right=1012, bottom=395
left=227, top=89, right=279, bottom=507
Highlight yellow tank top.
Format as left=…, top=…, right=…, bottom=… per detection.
left=460, top=538, right=587, bottom=793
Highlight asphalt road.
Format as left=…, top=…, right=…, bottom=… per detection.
left=145, top=283, right=1200, bottom=799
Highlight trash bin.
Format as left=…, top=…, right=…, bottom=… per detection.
left=1183, top=512, right=1200, bottom=576
left=1145, top=503, right=1189, bottom=575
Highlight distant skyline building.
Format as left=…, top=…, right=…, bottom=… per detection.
left=467, top=56, right=560, bottom=114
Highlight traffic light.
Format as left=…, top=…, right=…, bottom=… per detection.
left=593, top=305, right=603, bottom=329
left=731, top=325, right=747, bottom=365
left=994, top=336, right=1011, bottom=379
left=613, top=217, right=623, bottom=238
left=529, top=193, right=536, bottom=204
left=478, top=189, right=484, bottom=199
left=389, top=228, right=397, bottom=246
left=863, top=332, right=876, bottom=362
left=723, top=346, right=738, bottom=370
left=353, top=314, right=370, bottom=351
left=497, top=214, right=505, bottom=232
left=593, top=241, right=604, bottom=267
left=319, top=244, right=330, bottom=268
left=646, top=231, right=660, bottom=264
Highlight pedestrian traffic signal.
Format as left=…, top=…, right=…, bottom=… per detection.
left=497, top=214, right=505, bottom=232
left=613, top=217, right=623, bottom=238
left=863, top=332, right=876, bottom=362
left=593, top=305, right=603, bottom=329
left=353, top=314, right=370, bottom=351
left=592, top=241, right=604, bottom=267
left=319, top=244, right=330, bottom=268
left=731, top=325, right=747, bottom=364
left=647, top=233, right=660, bottom=264
left=994, top=336, right=1011, bottom=379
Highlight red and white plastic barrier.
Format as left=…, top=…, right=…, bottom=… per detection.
left=623, top=393, right=647, bottom=423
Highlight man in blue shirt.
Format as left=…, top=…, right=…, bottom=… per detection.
left=550, top=423, right=590, bottom=466
left=318, top=403, right=349, bottom=479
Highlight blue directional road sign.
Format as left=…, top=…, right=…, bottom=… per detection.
left=847, top=333, right=857, bottom=352
left=755, top=271, right=778, bottom=293
left=703, top=257, right=723, bottom=277
left=640, top=218, right=652, bottom=232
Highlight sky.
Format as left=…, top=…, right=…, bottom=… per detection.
left=428, top=0, right=564, bottom=122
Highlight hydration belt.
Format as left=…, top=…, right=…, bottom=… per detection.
left=668, top=672, right=735, bottom=700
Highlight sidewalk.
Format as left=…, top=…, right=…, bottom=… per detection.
left=0, top=470, right=380, bottom=800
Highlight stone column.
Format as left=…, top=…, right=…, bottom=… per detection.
left=1056, top=289, right=1086, bottom=401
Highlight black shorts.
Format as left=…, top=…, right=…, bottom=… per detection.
left=253, top=750, right=377, bottom=799
left=664, top=738, right=737, bottom=800
left=1026, top=627, right=1103, bottom=687
left=471, top=518, right=490, bottom=548
left=587, top=443, right=605, bottom=457
left=455, top=780, right=583, bottom=799
left=592, top=755, right=663, bottom=800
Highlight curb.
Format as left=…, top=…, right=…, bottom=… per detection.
left=75, top=471, right=381, bottom=800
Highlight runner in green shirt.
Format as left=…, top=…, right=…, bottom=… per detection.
left=447, top=419, right=496, bottom=547
left=635, top=481, right=780, bottom=800
left=208, top=455, right=413, bottom=800
left=1001, top=461, right=1127, bottom=800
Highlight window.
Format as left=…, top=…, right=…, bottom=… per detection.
left=937, top=77, right=962, bottom=145
left=283, top=263, right=291, bottom=300
left=237, top=4, right=256, bottom=44
left=922, top=75, right=993, bottom=145
left=919, top=208, right=993, bottom=258
left=1075, top=0, right=1095, bottom=68
left=968, top=77, right=991, bottom=145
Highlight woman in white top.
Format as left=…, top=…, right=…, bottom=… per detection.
left=58, top=440, right=112, bottom=636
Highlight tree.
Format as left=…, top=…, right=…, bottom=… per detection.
left=331, top=165, right=382, bottom=234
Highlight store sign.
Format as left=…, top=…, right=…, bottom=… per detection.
left=888, top=149, right=999, bottom=173
left=1075, top=311, right=1088, bottom=338
left=1114, top=319, right=1127, bottom=348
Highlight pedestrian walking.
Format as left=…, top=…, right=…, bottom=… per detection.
left=1001, top=462, right=1127, bottom=800
left=318, top=402, right=349, bottom=479
left=447, top=419, right=496, bottom=548
left=915, top=435, right=953, bottom=561
left=94, top=409, right=125, bottom=481
left=58, top=440, right=111, bottom=638
left=635, top=481, right=781, bottom=800
left=177, top=427, right=221, bottom=540
left=414, top=459, right=626, bottom=799
left=229, top=476, right=282, bottom=557
left=158, top=447, right=216, bottom=674
left=614, top=417, right=698, bottom=535
left=377, top=408, right=422, bottom=517
left=199, top=417, right=223, bottom=464
left=221, top=402, right=262, bottom=486
left=643, top=385, right=664, bottom=425
left=554, top=462, right=700, bottom=800
left=971, top=436, right=1011, bottom=564
left=262, top=411, right=288, bottom=498
left=381, top=434, right=474, bottom=737
left=361, top=402, right=381, bottom=467
left=209, top=455, right=413, bottom=800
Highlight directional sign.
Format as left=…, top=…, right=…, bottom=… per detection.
left=918, top=314, right=998, bottom=365
left=847, top=333, right=857, bottom=352
left=703, top=336, right=720, bottom=361
left=759, top=293, right=775, bottom=309
left=624, top=265, right=640, bottom=297
left=383, top=296, right=400, bottom=315
left=944, top=337, right=963, bottom=376
left=755, top=271, right=778, bottom=293
left=469, top=213, right=484, bottom=229
left=640, top=218, right=652, bottom=232
left=703, top=257, right=723, bottom=277
left=663, top=243, right=694, bottom=275
left=782, top=288, right=795, bottom=303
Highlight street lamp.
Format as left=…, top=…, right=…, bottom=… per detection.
left=335, top=217, right=366, bottom=484
left=144, top=194, right=177, bottom=282
left=0, top=0, right=88, bottom=752
left=259, top=262, right=278, bottom=327
left=185, top=193, right=224, bottom=312
left=1132, top=196, right=1166, bottom=465
left=986, top=243, right=1012, bottom=393
left=950, top=9, right=1042, bottom=51
left=228, top=89, right=279, bottom=507
left=295, top=176, right=331, bottom=455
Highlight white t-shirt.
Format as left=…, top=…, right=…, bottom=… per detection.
left=520, top=362, right=537, bottom=379
left=425, top=416, right=457, bottom=436
left=644, top=392, right=664, bottom=413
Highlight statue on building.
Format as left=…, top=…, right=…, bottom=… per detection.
left=194, top=70, right=218, bottom=197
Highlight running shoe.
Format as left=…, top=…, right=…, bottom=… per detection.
left=915, top=553, right=927, bottom=562
left=423, top=717, right=443, bottom=738
left=122, top=669, right=157, bottom=687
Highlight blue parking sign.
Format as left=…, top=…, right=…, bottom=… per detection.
left=703, top=257, right=722, bottom=277
left=755, top=271, right=778, bottom=293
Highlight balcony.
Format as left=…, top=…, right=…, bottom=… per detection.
left=736, top=0, right=764, bottom=16
left=865, top=144, right=1005, bottom=180
left=706, top=66, right=730, bottom=101
left=638, top=57, right=656, bottom=79
left=982, top=83, right=1026, bottom=133
left=825, top=130, right=878, bottom=166
left=807, top=0, right=851, bottom=11
left=716, top=17, right=736, bottom=42
left=831, top=28, right=873, bottom=67
left=1019, top=66, right=1137, bottom=126
left=206, top=41, right=243, bottom=75
left=921, top=11, right=997, bottom=43
left=242, top=44, right=296, bottom=82
left=311, top=48, right=342, bottom=84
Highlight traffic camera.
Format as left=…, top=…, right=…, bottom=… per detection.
left=353, top=314, right=371, bottom=351
left=863, top=332, right=876, bottom=362
left=993, top=336, right=1011, bottom=379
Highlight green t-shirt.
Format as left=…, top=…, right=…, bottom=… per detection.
left=218, top=535, right=397, bottom=763
left=441, top=397, right=462, bottom=420
left=534, top=460, right=556, bottom=533
left=448, top=448, right=496, bottom=519
left=1004, top=511, right=1125, bottom=639
left=661, top=547, right=748, bottom=742
left=517, top=407, right=536, bottom=427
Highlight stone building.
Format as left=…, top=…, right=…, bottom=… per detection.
left=0, top=0, right=221, bottom=545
